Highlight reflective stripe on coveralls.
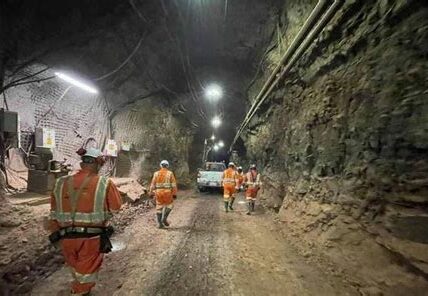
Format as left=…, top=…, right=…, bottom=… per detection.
left=223, top=168, right=238, bottom=185
left=152, top=170, right=176, bottom=216
left=223, top=168, right=237, bottom=200
left=246, top=173, right=260, bottom=187
left=73, top=270, right=99, bottom=284
left=61, top=236, right=104, bottom=294
left=154, top=172, right=176, bottom=189
left=245, top=172, right=261, bottom=200
left=154, top=171, right=175, bottom=190
left=50, top=169, right=122, bottom=295
left=51, top=176, right=109, bottom=224
left=223, top=178, right=236, bottom=183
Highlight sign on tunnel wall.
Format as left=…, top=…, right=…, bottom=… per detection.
left=35, top=127, right=56, bottom=148
left=5, top=65, right=110, bottom=165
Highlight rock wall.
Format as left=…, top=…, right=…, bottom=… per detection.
left=243, top=0, right=428, bottom=292
left=112, top=96, right=193, bottom=185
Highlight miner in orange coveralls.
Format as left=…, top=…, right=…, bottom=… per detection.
left=49, top=148, right=122, bottom=295
left=244, top=164, right=262, bottom=215
left=222, top=162, right=239, bottom=212
left=236, top=166, right=245, bottom=192
left=150, top=160, right=178, bottom=229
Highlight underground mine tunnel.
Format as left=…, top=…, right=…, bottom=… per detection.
left=1, top=0, right=428, bottom=295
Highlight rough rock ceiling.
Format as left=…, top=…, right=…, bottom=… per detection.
left=2, top=0, right=281, bottom=149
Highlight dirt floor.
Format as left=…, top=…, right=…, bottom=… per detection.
left=31, top=190, right=361, bottom=296
left=0, top=178, right=149, bottom=295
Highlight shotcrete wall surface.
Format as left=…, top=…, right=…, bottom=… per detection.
left=243, top=0, right=428, bottom=292
left=6, top=65, right=109, bottom=167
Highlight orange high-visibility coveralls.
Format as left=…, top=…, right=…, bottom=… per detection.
left=50, top=167, right=122, bottom=295
left=244, top=171, right=261, bottom=200
left=222, top=168, right=238, bottom=200
left=236, top=172, right=245, bottom=189
left=150, top=168, right=177, bottom=212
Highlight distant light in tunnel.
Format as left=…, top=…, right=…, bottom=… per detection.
left=205, top=84, right=223, bottom=101
left=211, top=135, right=216, bottom=141
left=218, top=141, right=224, bottom=148
left=211, top=116, right=221, bottom=128
left=213, top=144, right=220, bottom=151
left=55, top=72, right=99, bottom=94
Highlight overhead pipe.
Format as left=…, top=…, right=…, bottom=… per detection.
left=240, top=0, right=330, bottom=126
left=250, top=0, right=343, bottom=119
left=230, top=0, right=342, bottom=151
left=231, top=0, right=331, bottom=150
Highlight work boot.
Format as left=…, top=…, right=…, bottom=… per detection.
left=246, top=202, right=251, bottom=215
left=251, top=201, right=255, bottom=212
left=162, top=208, right=172, bottom=227
left=229, top=198, right=235, bottom=211
left=224, top=201, right=229, bottom=213
left=156, top=213, right=164, bottom=229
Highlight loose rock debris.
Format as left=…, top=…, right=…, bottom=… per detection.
left=0, top=178, right=149, bottom=295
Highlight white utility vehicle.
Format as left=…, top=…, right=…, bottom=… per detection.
left=197, top=162, right=226, bottom=192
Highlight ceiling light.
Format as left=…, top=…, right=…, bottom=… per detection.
left=55, top=72, right=98, bottom=94
left=218, top=141, right=224, bottom=147
left=211, top=116, right=221, bottom=128
left=205, top=84, right=223, bottom=101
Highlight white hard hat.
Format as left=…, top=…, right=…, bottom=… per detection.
left=238, top=166, right=243, bottom=170
left=228, top=162, right=235, bottom=167
left=160, top=160, right=169, bottom=167
left=84, top=148, right=103, bottom=158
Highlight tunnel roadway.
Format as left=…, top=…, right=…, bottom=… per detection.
left=32, top=191, right=359, bottom=296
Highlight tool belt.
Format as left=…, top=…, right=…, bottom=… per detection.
left=49, top=226, right=114, bottom=253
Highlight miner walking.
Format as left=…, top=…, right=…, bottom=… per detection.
left=244, top=164, right=261, bottom=215
left=49, top=148, right=122, bottom=295
left=222, top=162, right=239, bottom=212
left=236, top=166, right=245, bottom=192
left=150, top=160, right=178, bottom=228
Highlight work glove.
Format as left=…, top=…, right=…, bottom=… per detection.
left=173, top=195, right=177, bottom=199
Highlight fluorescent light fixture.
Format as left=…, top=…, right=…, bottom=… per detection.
left=205, top=84, right=223, bottom=100
left=55, top=72, right=98, bottom=94
left=218, top=141, right=224, bottom=147
left=211, top=116, right=221, bottom=128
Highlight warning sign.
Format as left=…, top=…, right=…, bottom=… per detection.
left=121, top=141, right=131, bottom=151
left=105, top=139, right=118, bottom=157
left=35, top=128, right=56, bottom=148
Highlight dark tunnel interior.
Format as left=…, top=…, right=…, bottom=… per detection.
left=1, top=0, right=428, bottom=295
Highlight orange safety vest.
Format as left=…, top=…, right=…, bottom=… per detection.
left=50, top=169, right=121, bottom=229
left=222, top=168, right=238, bottom=186
left=245, top=171, right=261, bottom=188
left=150, top=168, right=177, bottom=204
left=244, top=171, right=261, bottom=198
left=237, top=172, right=244, bottom=186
